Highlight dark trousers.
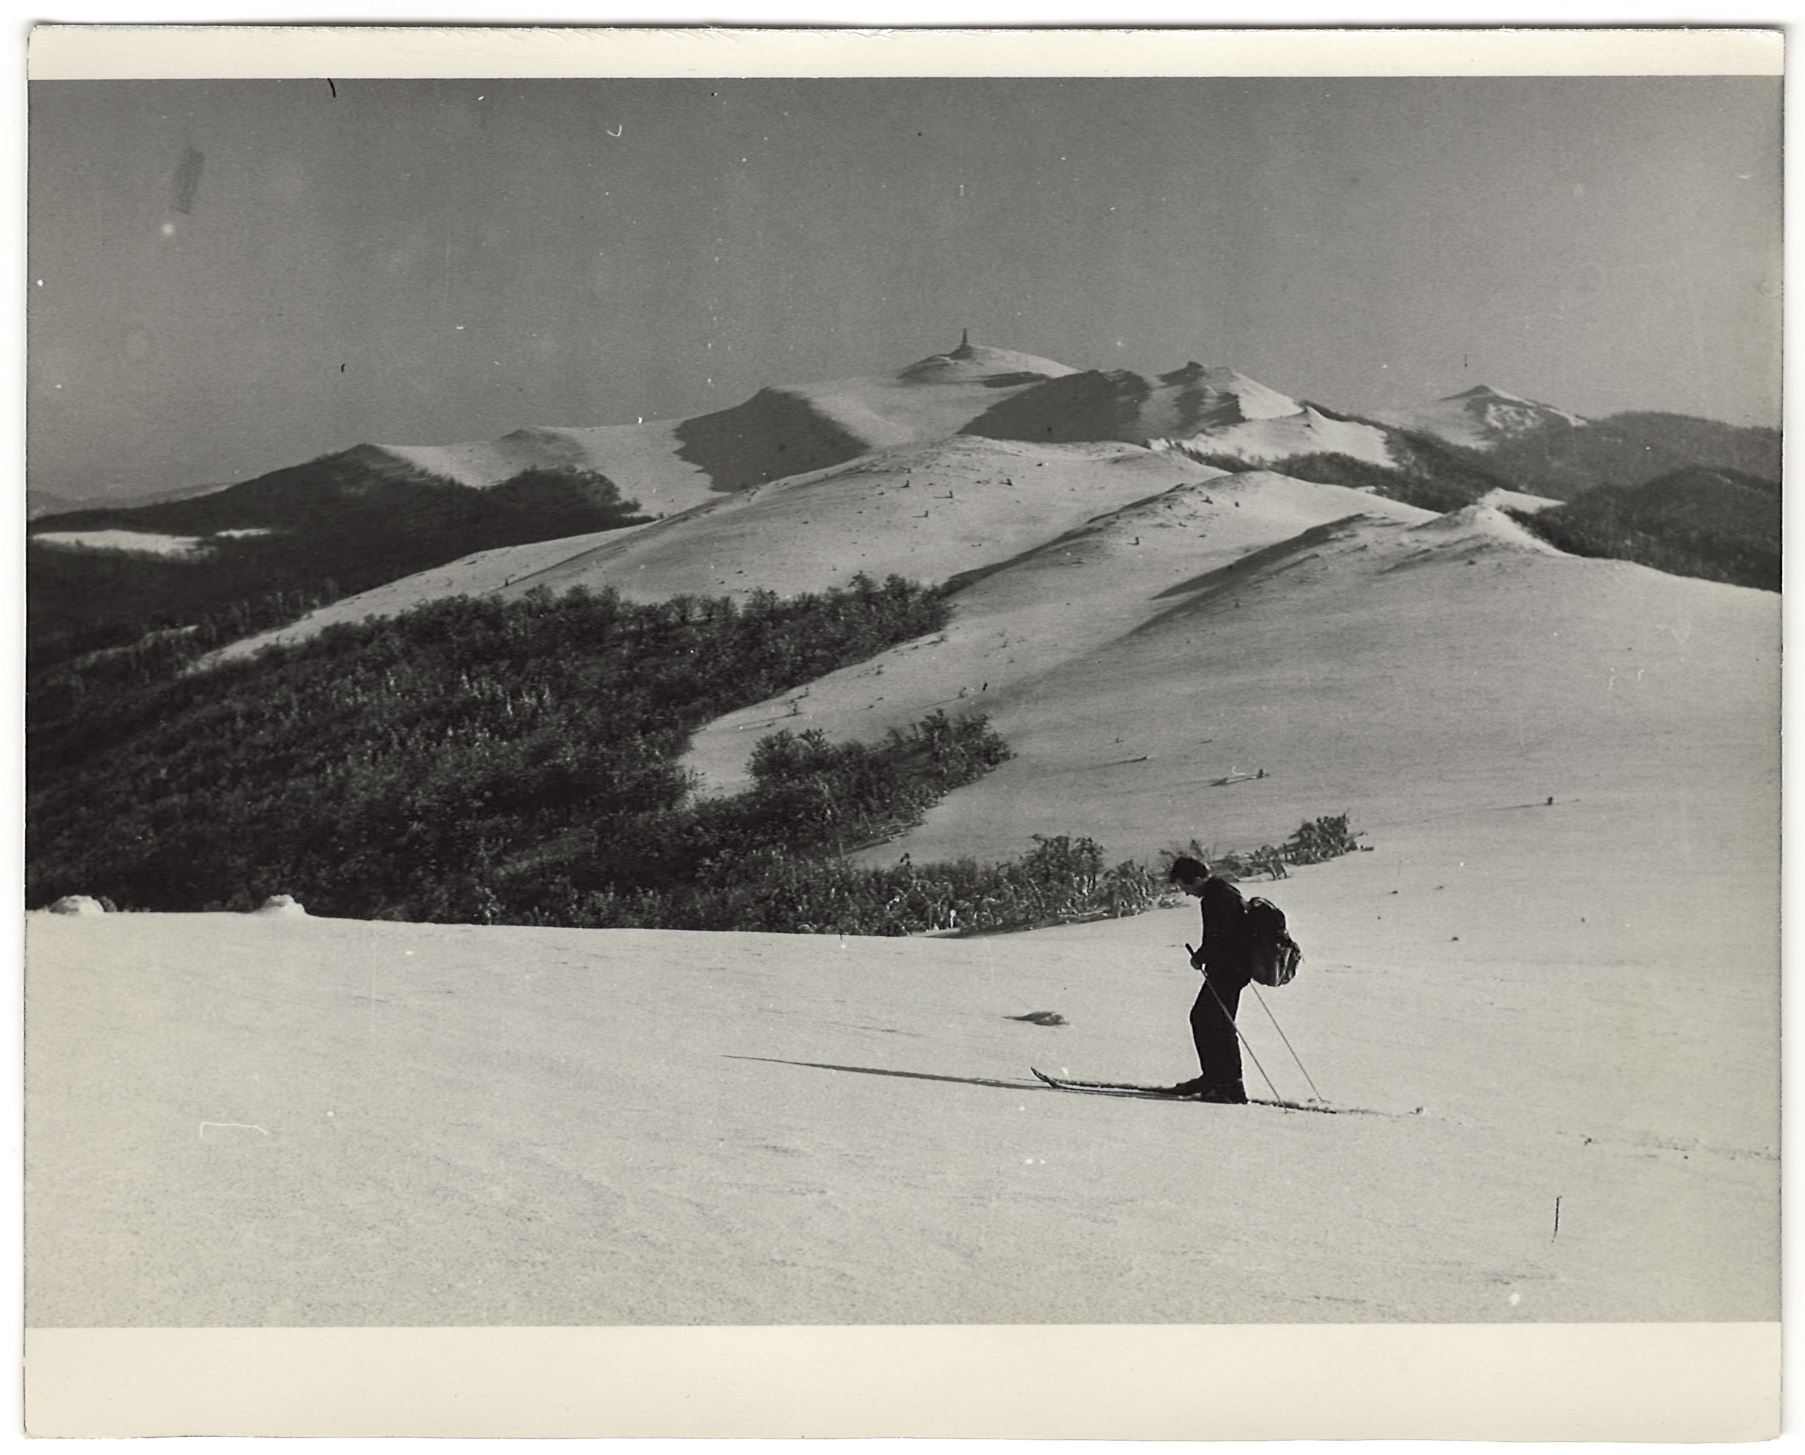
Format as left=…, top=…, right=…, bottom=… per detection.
left=1189, top=972, right=1245, bottom=1090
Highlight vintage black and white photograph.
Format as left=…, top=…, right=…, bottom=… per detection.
left=22, top=23, right=1783, bottom=1438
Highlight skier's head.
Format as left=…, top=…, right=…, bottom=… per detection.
left=1168, top=856, right=1210, bottom=896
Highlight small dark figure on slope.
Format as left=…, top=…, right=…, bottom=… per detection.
left=1167, top=855, right=1251, bottom=1104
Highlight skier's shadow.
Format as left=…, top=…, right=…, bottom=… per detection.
left=727, top=1054, right=1032, bottom=1093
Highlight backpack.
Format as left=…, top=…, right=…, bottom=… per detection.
left=1243, top=896, right=1302, bottom=987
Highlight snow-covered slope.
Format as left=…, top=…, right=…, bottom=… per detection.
left=1154, top=405, right=1396, bottom=468
left=32, top=529, right=210, bottom=558
left=207, top=437, right=1225, bottom=662
left=1373, top=385, right=1588, bottom=450
left=681, top=469, right=1426, bottom=796
left=1479, top=486, right=1562, bottom=514
left=27, top=763, right=1777, bottom=1330
left=686, top=470, right=1774, bottom=879
left=899, top=337, right=1079, bottom=384
left=959, top=363, right=1297, bottom=443
left=380, top=418, right=706, bottom=509
left=957, top=363, right=1397, bottom=469
left=201, top=363, right=1401, bottom=665
left=501, top=438, right=1198, bottom=604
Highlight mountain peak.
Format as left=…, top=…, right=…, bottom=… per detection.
left=1159, top=361, right=1257, bottom=388
left=898, top=336, right=1078, bottom=382
left=1373, top=384, right=1588, bottom=449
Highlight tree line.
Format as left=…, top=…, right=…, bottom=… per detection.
left=29, top=462, right=651, bottom=671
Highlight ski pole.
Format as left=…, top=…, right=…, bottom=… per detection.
left=1248, top=983, right=1327, bottom=1106
left=1188, top=946, right=1281, bottom=1103
left=1206, top=980, right=1281, bottom=1103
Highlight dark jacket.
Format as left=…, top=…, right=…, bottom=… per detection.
left=1196, top=876, right=1250, bottom=981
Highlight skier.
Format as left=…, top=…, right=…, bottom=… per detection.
left=1166, top=855, right=1251, bottom=1103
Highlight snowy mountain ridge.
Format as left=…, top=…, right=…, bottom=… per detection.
left=1371, top=383, right=1590, bottom=450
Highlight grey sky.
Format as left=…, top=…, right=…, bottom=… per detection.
left=28, top=75, right=1781, bottom=501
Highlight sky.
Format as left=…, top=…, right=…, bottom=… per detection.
left=27, top=72, right=1782, bottom=502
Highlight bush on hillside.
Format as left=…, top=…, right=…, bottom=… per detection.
left=1282, top=813, right=1362, bottom=865
left=1158, top=818, right=1365, bottom=885
left=28, top=576, right=957, bottom=920
left=1179, top=452, right=1255, bottom=474
left=659, top=834, right=1164, bottom=937
left=30, top=575, right=1191, bottom=938
left=1262, top=450, right=1484, bottom=514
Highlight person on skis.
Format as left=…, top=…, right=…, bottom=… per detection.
left=1166, top=855, right=1251, bottom=1104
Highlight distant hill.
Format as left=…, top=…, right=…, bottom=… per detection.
left=27, top=478, right=231, bottom=520
left=28, top=451, right=650, bottom=666
left=26, top=489, right=88, bottom=521
left=1368, top=387, right=1779, bottom=502
left=960, top=363, right=1295, bottom=444
left=1371, top=384, right=1588, bottom=451
left=1474, top=421, right=1683, bottom=500
left=1600, top=412, right=1781, bottom=481
left=1436, top=411, right=1778, bottom=503
left=962, top=363, right=1400, bottom=469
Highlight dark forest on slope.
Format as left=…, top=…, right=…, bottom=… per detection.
left=29, top=459, right=652, bottom=670
left=28, top=575, right=1173, bottom=935
left=1508, top=466, right=1780, bottom=592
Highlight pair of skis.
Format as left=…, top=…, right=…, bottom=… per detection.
left=1030, top=1067, right=1341, bottom=1115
